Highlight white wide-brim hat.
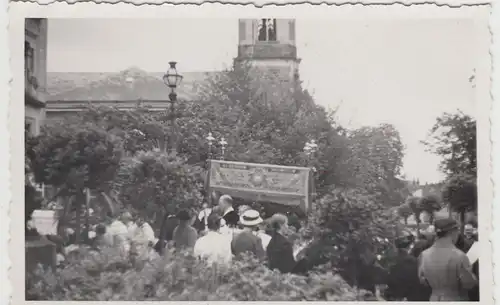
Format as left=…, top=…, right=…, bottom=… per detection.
left=240, top=209, right=263, bottom=227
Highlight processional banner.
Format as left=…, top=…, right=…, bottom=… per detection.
left=208, top=160, right=313, bottom=211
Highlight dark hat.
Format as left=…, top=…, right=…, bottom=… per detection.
left=434, top=218, right=459, bottom=235
left=176, top=209, right=192, bottom=221
left=395, top=233, right=414, bottom=249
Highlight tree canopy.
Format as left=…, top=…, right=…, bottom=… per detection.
left=422, top=111, right=476, bottom=178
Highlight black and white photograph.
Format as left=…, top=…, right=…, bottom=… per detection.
left=13, top=3, right=493, bottom=303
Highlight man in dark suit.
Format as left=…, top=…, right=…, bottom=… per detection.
left=219, top=195, right=239, bottom=228
left=386, top=234, right=431, bottom=301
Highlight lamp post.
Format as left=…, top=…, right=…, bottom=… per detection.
left=163, top=62, right=183, bottom=152
left=304, top=139, right=318, bottom=168
left=206, top=132, right=215, bottom=164
left=304, top=139, right=318, bottom=202
left=205, top=133, right=229, bottom=161
left=220, top=137, right=228, bottom=160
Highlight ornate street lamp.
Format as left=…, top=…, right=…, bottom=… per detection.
left=162, top=62, right=183, bottom=152
left=219, top=137, right=228, bottom=160
left=304, top=139, right=318, bottom=164
left=206, top=132, right=215, bottom=161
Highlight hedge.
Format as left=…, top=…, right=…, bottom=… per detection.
left=26, top=246, right=376, bottom=301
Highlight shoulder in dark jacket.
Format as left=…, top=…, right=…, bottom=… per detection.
left=267, top=233, right=295, bottom=274
left=223, top=210, right=239, bottom=227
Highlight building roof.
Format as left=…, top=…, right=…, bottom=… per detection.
left=46, top=67, right=220, bottom=103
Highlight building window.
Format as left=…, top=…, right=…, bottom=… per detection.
left=25, top=118, right=36, bottom=136
left=25, top=41, right=35, bottom=79
left=258, top=19, right=277, bottom=42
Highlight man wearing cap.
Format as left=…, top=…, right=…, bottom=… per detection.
left=418, top=218, right=477, bottom=301
left=231, top=209, right=266, bottom=260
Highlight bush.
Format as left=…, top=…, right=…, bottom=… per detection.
left=115, top=151, right=205, bottom=219
left=297, top=187, right=401, bottom=291
left=26, top=246, right=375, bottom=301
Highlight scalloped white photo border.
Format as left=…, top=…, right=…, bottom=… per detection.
left=1, top=2, right=498, bottom=305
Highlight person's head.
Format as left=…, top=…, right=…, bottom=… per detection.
left=176, top=209, right=192, bottom=224
left=95, top=224, right=107, bottom=236
left=135, top=215, right=146, bottom=226
left=238, top=205, right=251, bottom=215
left=206, top=213, right=222, bottom=232
left=211, top=205, right=223, bottom=217
left=434, top=218, right=460, bottom=243
left=395, top=231, right=414, bottom=251
left=218, top=195, right=233, bottom=211
left=464, top=224, right=474, bottom=238
left=268, top=213, right=288, bottom=235
left=239, top=209, right=263, bottom=230
left=121, top=212, right=133, bottom=223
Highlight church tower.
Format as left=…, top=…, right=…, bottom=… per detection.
left=234, top=19, right=300, bottom=88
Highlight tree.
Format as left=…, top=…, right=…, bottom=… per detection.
left=25, top=131, right=44, bottom=236
left=115, top=150, right=205, bottom=237
left=422, top=111, right=476, bottom=178
left=302, top=187, right=401, bottom=290
left=396, top=203, right=412, bottom=225
left=28, top=120, right=122, bottom=243
left=406, top=196, right=422, bottom=234
left=173, top=65, right=350, bottom=196
left=344, top=124, right=407, bottom=206
left=441, top=173, right=477, bottom=232
left=418, top=194, right=441, bottom=224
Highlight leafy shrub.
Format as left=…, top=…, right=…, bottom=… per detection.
left=298, top=187, right=400, bottom=291
left=26, top=246, right=374, bottom=301
left=115, top=151, right=205, bottom=219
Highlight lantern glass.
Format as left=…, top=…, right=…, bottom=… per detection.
left=163, top=62, right=183, bottom=89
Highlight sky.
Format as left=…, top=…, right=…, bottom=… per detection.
left=46, top=15, right=484, bottom=183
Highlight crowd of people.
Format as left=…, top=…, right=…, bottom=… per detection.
left=60, top=194, right=307, bottom=275
left=52, top=194, right=480, bottom=302
left=385, top=218, right=479, bottom=301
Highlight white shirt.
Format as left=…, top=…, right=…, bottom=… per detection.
left=467, top=241, right=480, bottom=264
left=194, top=231, right=232, bottom=265
left=130, top=222, right=156, bottom=244
left=223, top=206, right=234, bottom=217
left=198, top=208, right=212, bottom=231
left=105, top=220, right=130, bottom=252
left=256, top=231, right=272, bottom=250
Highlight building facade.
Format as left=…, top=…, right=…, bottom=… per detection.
left=235, top=19, right=300, bottom=82
left=234, top=19, right=301, bottom=104
left=46, top=19, right=301, bottom=116
left=25, top=18, right=48, bottom=136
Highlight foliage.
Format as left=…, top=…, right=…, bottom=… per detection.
left=115, top=150, right=205, bottom=219
left=29, top=120, right=122, bottom=195
left=78, top=106, right=170, bottom=154
left=422, top=111, right=476, bottom=178
left=174, top=66, right=350, bottom=195
left=26, top=246, right=375, bottom=301
left=25, top=131, right=43, bottom=235
left=343, top=124, right=407, bottom=206
left=418, top=194, right=441, bottom=223
left=27, top=119, right=123, bottom=241
left=405, top=196, right=423, bottom=232
left=301, top=187, right=401, bottom=290
left=441, top=173, right=477, bottom=230
left=396, top=203, right=412, bottom=225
